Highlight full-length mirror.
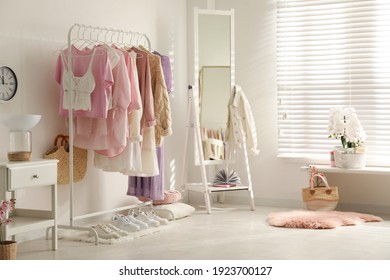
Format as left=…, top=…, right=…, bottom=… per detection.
left=194, top=8, right=235, bottom=160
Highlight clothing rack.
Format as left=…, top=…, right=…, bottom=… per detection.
left=57, top=23, right=153, bottom=245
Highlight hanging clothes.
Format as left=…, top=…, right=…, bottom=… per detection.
left=127, top=144, right=164, bottom=200
left=71, top=45, right=131, bottom=154
left=57, top=39, right=173, bottom=201
left=93, top=47, right=133, bottom=157
left=55, top=45, right=114, bottom=119
left=60, top=47, right=96, bottom=111
left=139, top=45, right=172, bottom=147
left=153, top=50, right=173, bottom=94
left=127, top=46, right=174, bottom=201
left=227, top=85, right=260, bottom=156
left=94, top=49, right=143, bottom=174
left=128, top=46, right=159, bottom=177
left=130, top=46, right=156, bottom=129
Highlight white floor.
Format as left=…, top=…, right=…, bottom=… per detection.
left=15, top=204, right=390, bottom=260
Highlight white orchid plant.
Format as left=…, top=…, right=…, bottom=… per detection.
left=328, top=107, right=367, bottom=148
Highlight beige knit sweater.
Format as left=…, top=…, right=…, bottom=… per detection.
left=139, top=46, right=172, bottom=146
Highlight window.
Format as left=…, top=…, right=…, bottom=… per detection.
left=277, top=0, right=390, bottom=165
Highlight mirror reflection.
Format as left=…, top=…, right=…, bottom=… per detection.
left=199, top=66, right=230, bottom=129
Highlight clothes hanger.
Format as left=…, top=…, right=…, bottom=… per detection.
left=73, top=27, right=96, bottom=50
left=53, top=26, right=90, bottom=57
left=122, top=34, right=144, bottom=59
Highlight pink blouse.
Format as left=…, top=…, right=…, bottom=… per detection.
left=130, top=47, right=156, bottom=130
left=113, top=45, right=140, bottom=113
left=72, top=47, right=132, bottom=155
left=55, top=45, right=114, bottom=118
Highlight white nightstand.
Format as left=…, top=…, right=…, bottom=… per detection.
left=0, top=159, right=58, bottom=250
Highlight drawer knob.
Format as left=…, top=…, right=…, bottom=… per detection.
left=33, top=174, right=40, bottom=179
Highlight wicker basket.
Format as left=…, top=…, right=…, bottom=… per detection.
left=0, top=241, right=17, bottom=260
left=334, top=146, right=366, bottom=169
left=43, top=135, right=87, bottom=184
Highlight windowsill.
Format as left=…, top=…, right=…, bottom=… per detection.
left=278, top=154, right=390, bottom=168
left=300, top=164, right=390, bottom=175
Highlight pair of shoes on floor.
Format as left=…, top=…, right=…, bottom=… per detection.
left=111, top=214, right=148, bottom=232
left=123, top=213, right=149, bottom=230
left=146, top=210, right=169, bottom=226
left=128, top=209, right=169, bottom=227
left=89, top=224, right=128, bottom=239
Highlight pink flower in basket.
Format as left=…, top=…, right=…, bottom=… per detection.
left=0, top=199, right=16, bottom=242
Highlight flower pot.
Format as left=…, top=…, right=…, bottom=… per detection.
left=0, top=240, right=17, bottom=260
left=334, top=146, right=366, bottom=169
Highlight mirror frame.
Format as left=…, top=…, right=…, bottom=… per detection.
left=192, top=7, right=235, bottom=162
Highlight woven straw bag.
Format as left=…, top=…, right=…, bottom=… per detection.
left=302, top=173, right=339, bottom=211
left=43, top=134, right=87, bottom=185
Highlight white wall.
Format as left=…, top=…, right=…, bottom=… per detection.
left=0, top=0, right=188, bottom=239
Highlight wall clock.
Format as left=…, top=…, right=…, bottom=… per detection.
left=0, top=66, right=18, bottom=103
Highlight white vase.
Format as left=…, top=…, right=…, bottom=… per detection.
left=334, top=146, right=367, bottom=169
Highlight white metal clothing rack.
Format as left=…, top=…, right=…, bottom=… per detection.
left=58, top=23, right=153, bottom=244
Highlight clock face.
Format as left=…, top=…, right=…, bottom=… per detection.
left=0, top=66, right=18, bottom=102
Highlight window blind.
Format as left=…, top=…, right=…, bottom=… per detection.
left=277, top=0, right=390, bottom=165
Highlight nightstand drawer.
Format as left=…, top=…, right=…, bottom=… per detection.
left=7, top=163, right=57, bottom=190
